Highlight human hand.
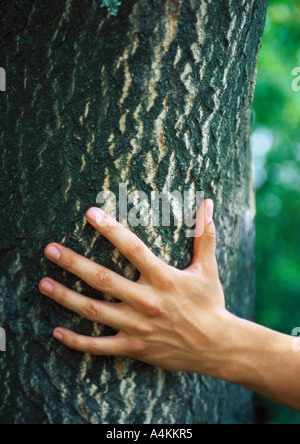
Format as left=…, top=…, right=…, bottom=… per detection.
left=39, top=200, right=231, bottom=377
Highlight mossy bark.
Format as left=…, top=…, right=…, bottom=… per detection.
left=0, top=0, right=268, bottom=424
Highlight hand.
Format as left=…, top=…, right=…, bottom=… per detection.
left=39, top=201, right=300, bottom=410
left=39, top=200, right=230, bottom=377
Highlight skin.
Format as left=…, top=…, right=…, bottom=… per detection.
left=40, top=200, right=300, bottom=412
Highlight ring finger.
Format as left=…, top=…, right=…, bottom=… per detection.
left=44, top=243, right=141, bottom=305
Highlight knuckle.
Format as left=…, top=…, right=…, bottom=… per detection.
left=135, top=322, right=154, bottom=337
left=83, top=301, right=99, bottom=321
left=101, top=215, right=118, bottom=234
left=160, top=278, right=175, bottom=292
left=62, top=253, right=76, bottom=270
left=69, top=335, right=80, bottom=348
left=204, top=232, right=216, bottom=247
left=155, top=271, right=176, bottom=292
left=141, top=298, right=165, bottom=319
left=87, top=342, right=102, bottom=356
left=126, top=239, right=144, bottom=258
left=93, top=270, right=111, bottom=291
left=128, top=338, right=147, bottom=356
left=55, top=287, right=68, bottom=305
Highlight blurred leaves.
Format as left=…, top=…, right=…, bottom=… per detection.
left=253, top=0, right=300, bottom=424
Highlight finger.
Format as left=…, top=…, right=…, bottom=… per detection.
left=86, top=208, right=165, bottom=280
left=52, top=328, right=128, bottom=356
left=190, top=199, right=217, bottom=269
left=39, top=278, right=132, bottom=330
left=44, top=243, right=139, bottom=304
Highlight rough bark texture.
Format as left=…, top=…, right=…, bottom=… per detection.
left=0, top=0, right=268, bottom=424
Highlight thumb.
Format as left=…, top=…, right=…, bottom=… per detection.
left=192, top=199, right=217, bottom=267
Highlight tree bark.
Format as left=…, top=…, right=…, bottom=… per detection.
left=0, top=0, right=268, bottom=424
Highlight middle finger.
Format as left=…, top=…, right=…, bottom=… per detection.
left=39, top=278, right=134, bottom=331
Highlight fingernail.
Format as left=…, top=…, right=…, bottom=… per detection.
left=40, top=280, right=54, bottom=295
left=87, top=208, right=103, bottom=225
left=53, top=330, right=64, bottom=341
left=205, top=200, right=214, bottom=224
left=45, top=245, right=61, bottom=260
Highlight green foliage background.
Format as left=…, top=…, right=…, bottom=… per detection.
left=253, top=0, right=300, bottom=424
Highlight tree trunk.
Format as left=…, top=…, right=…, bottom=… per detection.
left=0, top=0, right=268, bottom=424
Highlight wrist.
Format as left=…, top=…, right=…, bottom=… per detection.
left=209, top=311, right=295, bottom=395
left=208, top=311, right=270, bottom=385
left=192, top=309, right=245, bottom=380
left=199, top=310, right=269, bottom=383
left=209, top=311, right=254, bottom=383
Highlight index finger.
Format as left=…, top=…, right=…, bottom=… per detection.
left=86, top=208, right=165, bottom=281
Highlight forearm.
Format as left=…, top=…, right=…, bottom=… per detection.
left=213, top=312, right=300, bottom=411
